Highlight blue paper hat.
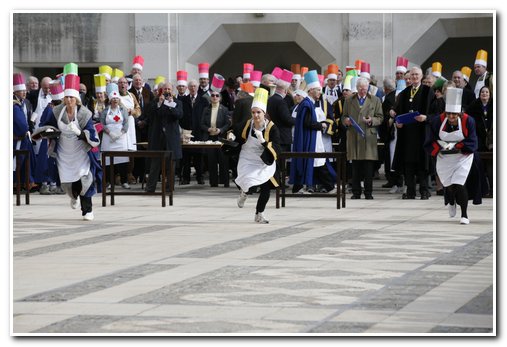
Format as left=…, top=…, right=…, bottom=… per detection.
left=106, top=82, right=119, bottom=99
left=304, top=70, right=320, bottom=90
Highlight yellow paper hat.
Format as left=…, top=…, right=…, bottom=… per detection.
left=94, top=74, right=106, bottom=93
left=154, top=75, right=166, bottom=88
left=98, top=65, right=113, bottom=80
left=251, top=87, right=268, bottom=113
left=461, top=66, right=472, bottom=82
left=475, top=49, right=488, bottom=68
left=431, top=62, right=442, bottom=78
left=111, top=68, right=124, bottom=83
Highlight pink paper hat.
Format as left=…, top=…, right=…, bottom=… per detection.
left=49, top=80, right=64, bottom=100
left=250, top=70, right=262, bottom=87
left=271, top=67, right=283, bottom=80
left=198, top=62, right=210, bottom=78
left=210, top=73, right=225, bottom=93
left=360, top=62, right=371, bottom=79
left=64, top=74, right=80, bottom=98
left=243, top=63, right=254, bottom=79
left=176, top=70, right=188, bottom=86
left=276, top=69, right=294, bottom=89
left=317, top=74, right=325, bottom=87
left=13, top=73, right=26, bottom=92
left=132, top=55, right=144, bottom=71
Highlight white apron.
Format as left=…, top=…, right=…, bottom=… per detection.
left=314, top=105, right=327, bottom=167
left=101, top=106, right=129, bottom=166
left=56, top=108, right=90, bottom=183
left=32, top=92, right=51, bottom=155
left=235, top=121, right=276, bottom=192
left=474, top=72, right=487, bottom=98
left=436, top=118, right=474, bottom=187
left=120, top=93, right=137, bottom=151
left=389, top=127, right=398, bottom=168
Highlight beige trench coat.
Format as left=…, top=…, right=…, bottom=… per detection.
left=342, top=93, right=384, bottom=161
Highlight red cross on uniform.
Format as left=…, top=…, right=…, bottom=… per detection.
left=113, top=115, right=121, bottom=122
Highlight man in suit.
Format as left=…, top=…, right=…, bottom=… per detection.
left=342, top=77, right=384, bottom=199
left=391, top=66, right=435, bottom=200
left=179, top=79, right=209, bottom=184
left=129, top=73, right=154, bottom=182
left=266, top=78, right=295, bottom=154
left=379, top=78, right=402, bottom=192
left=145, top=82, right=183, bottom=192
left=220, top=77, right=237, bottom=113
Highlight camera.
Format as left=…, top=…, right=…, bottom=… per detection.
left=163, top=92, right=171, bottom=98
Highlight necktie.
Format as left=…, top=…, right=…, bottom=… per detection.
left=138, top=90, right=143, bottom=108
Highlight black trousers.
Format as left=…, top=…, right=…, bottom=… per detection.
left=207, top=148, right=229, bottom=187
left=71, top=180, right=92, bottom=215
left=255, top=180, right=272, bottom=213
left=146, top=155, right=174, bottom=192
left=104, top=162, right=128, bottom=185
left=404, top=162, right=429, bottom=197
left=181, top=150, right=203, bottom=182
left=351, top=160, right=374, bottom=197
left=313, top=164, right=335, bottom=192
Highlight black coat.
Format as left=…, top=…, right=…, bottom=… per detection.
left=392, top=84, right=435, bottom=172
left=179, top=94, right=210, bottom=141
left=232, top=95, right=253, bottom=127
left=467, top=98, right=493, bottom=151
left=147, top=98, right=184, bottom=160
left=461, top=88, right=476, bottom=113
left=200, top=104, right=231, bottom=141
left=380, top=90, right=396, bottom=143
left=266, top=93, right=295, bottom=146
left=129, top=86, right=154, bottom=142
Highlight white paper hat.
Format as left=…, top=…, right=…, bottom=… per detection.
left=445, top=87, right=463, bottom=113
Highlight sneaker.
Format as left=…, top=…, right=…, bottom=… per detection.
left=237, top=191, right=247, bottom=208
left=106, top=183, right=111, bottom=190
left=448, top=204, right=457, bottom=218
left=121, top=183, right=131, bottom=189
left=326, top=188, right=337, bottom=194
left=39, top=184, right=51, bottom=195
left=295, top=188, right=309, bottom=194
left=70, top=196, right=80, bottom=209
left=460, top=217, right=470, bottom=225
left=255, top=212, right=269, bottom=224
left=306, top=187, right=315, bottom=193
left=83, top=212, right=94, bottom=221
left=389, top=185, right=400, bottom=194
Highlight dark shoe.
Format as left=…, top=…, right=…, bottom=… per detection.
left=351, top=195, right=361, bottom=199
left=382, top=183, right=394, bottom=188
left=365, top=195, right=374, bottom=200
left=436, top=189, right=444, bottom=196
left=402, top=194, right=415, bottom=200
left=420, top=192, right=430, bottom=200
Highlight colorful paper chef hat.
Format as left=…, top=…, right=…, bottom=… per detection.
left=360, top=62, right=371, bottom=79
left=250, top=70, right=262, bottom=88
left=210, top=73, right=225, bottom=93
left=327, top=64, right=339, bottom=80
left=350, top=77, right=359, bottom=93
left=431, top=62, right=443, bottom=78
left=304, top=70, right=321, bottom=90
left=13, top=73, right=26, bottom=92
left=276, top=69, right=294, bottom=89
left=176, top=70, right=188, bottom=86
left=198, top=62, right=210, bottom=78
left=300, top=66, right=309, bottom=77
left=396, top=56, right=409, bottom=73
left=251, top=86, right=269, bottom=113
left=445, top=87, right=463, bottom=113
left=355, top=59, right=365, bottom=74
left=99, top=65, right=113, bottom=80
left=63, top=63, right=78, bottom=76
left=111, top=68, right=124, bottom=83
left=291, top=64, right=301, bottom=80
left=475, top=49, right=488, bottom=68
left=240, top=82, right=255, bottom=95
left=461, top=66, right=472, bottom=82
left=342, top=74, right=353, bottom=91
left=64, top=74, right=80, bottom=98
left=106, top=82, right=120, bottom=100
left=271, top=67, right=283, bottom=81
left=132, top=55, right=144, bottom=71
left=49, top=80, right=64, bottom=101
left=154, top=75, right=166, bottom=89
left=94, top=74, right=106, bottom=93
left=243, top=63, right=254, bottom=79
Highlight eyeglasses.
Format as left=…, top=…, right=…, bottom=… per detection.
left=210, top=94, right=220, bottom=97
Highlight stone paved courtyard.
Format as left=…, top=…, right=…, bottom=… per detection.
left=11, top=182, right=495, bottom=335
